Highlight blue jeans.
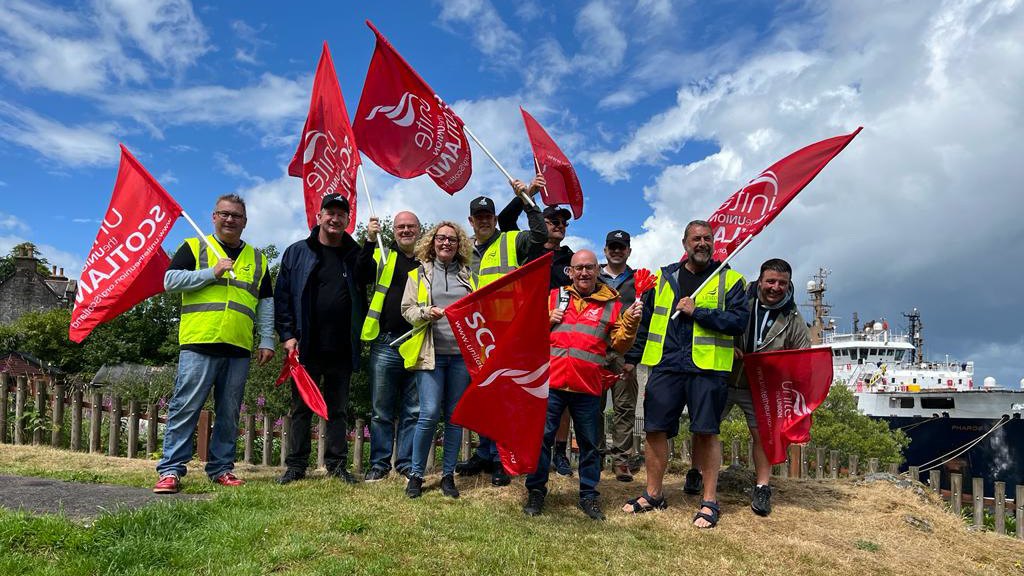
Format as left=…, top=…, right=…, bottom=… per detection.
left=475, top=435, right=500, bottom=464
left=410, top=354, right=470, bottom=477
left=157, top=350, right=249, bottom=479
left=525, top=389, right=602, bottom=499
left=369, top=338, right=419, bottom=473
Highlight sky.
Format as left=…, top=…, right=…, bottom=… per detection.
left=0, top=0, right=1021, bottom=386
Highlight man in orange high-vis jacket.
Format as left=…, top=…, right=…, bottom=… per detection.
left=522, top=249, right=641, bottom=521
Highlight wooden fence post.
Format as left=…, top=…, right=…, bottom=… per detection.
left=243, top=413, right=255, bottom=464
left=89, top=391, right=102, bottom=453
left=816, top=447, right=826, bottom=479
left=280, top=415, right=291, bottom=468
left=1016, top=485, right=1023, bottom=540
left=126, top=400, right=139, bottom=458
left=950, top=473, right=962, bottom=516
left=196, top=409, right=211, bottom=462
left=14, top=375, right=27, bottom=445
left=788, top=444, right=800, bottom=478
left=973, top=477, right=984, bottom=529
left=353, top=418, right=365, bottom=474
left=316, top=418, right=326, bottom=470
left=32, top=378, right=45, bottom=445
left=849, top=454, right=859, bottom=478
left=461, top=428, right=472, bottom=461
left=799, top=445, right=808, bottom=478
left=994, top=482, right=1006, bottom=535
left=746, top=441, right=753, bottom=468
left=51, top=382, right=65, bottom=447
left=261, top=415, right=272, bottom=466
left=70, top=390, right=83, bottom=451
left=0, top=373, right=9, bottom=444
left=908, top=466, right=920, bottom=483
left=425, top=430, right=437, bottom=474
left=146, top=402, right=158, bottom=456
left=868, top=458, right=879, bottom=474
left=731, top=439, right=740, bottom=467
left=887, top=462, right=898, bottom=475
left=830, top=450, right=839, bottom=480
left=107, top=396, right=122, bottom=456
left=929, top=469, right=941, bottom=494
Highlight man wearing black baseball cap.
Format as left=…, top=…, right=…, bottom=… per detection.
left=274, top=192, right=371, bottom=485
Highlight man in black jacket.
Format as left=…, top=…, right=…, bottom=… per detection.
left=274, top=193, right=369, bottom=484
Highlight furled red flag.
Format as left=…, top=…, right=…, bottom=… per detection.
left=69, top=145, right=182, bottom=343
left=744, top=348, right=834, bottom=464
left=520, top=107, right=583, bottom=219
left=446, top=254, right=553, bottom=475
left=288, top=42, right=361, bottom=233
left=709, top=127, right=862, bottom=260
left=353, top=20, right=472, bottom=194
left=276, top=350, right=329, bottom=420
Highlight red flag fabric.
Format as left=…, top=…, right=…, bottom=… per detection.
left=353, top=21, right=472, bottom=194
left=709, top=127, right=862, bottom=260
left=288, top=42, right=361, bottom=233
left=69, top=145, right=182, bottom=343
left=743, top=348, right=834, bottom=464
left=446, top=254, right=553, bottom=475
left=520, top=107, right=583, bottom=219
left=276, top=350, right=329, bottom=420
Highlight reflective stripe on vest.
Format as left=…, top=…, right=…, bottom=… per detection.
left=398, top=267, right=430, bottom=369
left=472, top=231, right=520, bottom=289
left=179, top=236, right=265, bottom=350
left=360, top=247, right=397, bottom=341
left=640, top=267, right=744, bottom=372
left=548, top=292, right=618, bottom=394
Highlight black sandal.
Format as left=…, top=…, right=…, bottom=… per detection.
left=622, top=491, right=668, bottom=514
left=683, top=468, right=703, bottom=495
left=693, top=500, right=720, bottom=528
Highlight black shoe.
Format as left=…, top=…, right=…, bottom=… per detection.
left=276, top=468, right=306, bottom=485
left=579, top=496, right=606, bottom=520
left=440, top=474, right=460, bottom=498
left=405, top=476, right=423, bottom=499
left=683, top=468, right=703, bottom=495
left=364, top=467, right=389, bottom=482
left=553, top=453, right=573, bottom=477
left=751, top=484, right=772, bottom=516
left=327, top=467, right=358, bottom=484
left=628, top=454, right=643, bottom=474
left=523, top=489, right=545, bottom=516
left=456, top=454, right=492, bottom=477
left=491, top=465, right=511, bottom=487
left=396, top=467, right=413, bottom=480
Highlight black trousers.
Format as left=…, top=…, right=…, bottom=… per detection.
left=284, top=352, right=352, bottom=472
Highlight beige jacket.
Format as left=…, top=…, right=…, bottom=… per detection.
left=729, top=287, right=812, bottom=389
left=400, top=260, right=473, bottom=370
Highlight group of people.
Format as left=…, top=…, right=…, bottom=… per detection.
left=150, top=175, right=811, bottom=529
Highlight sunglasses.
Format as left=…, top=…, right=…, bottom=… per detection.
left=546, top=218, right=569, bottom=227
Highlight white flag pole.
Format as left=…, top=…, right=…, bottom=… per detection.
left=669, top=235, right=753, bottom=320
left=463, top=124, right=538, bottom=210
left=388, top=323, right=429, bottom=347
left=357, top=164, right=388, bottom=259
left=180, top=210, right=236, bottom=279
left=533, top=156, right=550, bottom=200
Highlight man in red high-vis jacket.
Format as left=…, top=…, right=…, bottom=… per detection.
left=522, top=250, right=641, bottom=521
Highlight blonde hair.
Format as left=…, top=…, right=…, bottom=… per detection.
left=414, top=221, right=472, bottom=265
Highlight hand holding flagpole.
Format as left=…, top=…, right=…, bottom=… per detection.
left=358, top=164, right=388, bottom=258
left=180, top=210, right=236, bottom=280
left=670, top=236, right=752, bottom=320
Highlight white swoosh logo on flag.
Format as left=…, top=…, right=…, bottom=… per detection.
left=365, top=92, right=418, bottom=127
left=477, top=364, right=549, bottom=399
left=301, top=131, right=327, bottom=164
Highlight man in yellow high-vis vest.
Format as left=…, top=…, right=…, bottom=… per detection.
left=621, top=220, right=749, bottom=529
left=154, top=194, right=274, bottom=494
left=455, top=176, right=547, bottom=486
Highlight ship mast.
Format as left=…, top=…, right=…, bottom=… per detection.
left=903, top=308, right=924, bottom=364
left=804, top=267, right=833, bottom=345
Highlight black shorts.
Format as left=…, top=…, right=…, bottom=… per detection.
left=643, top=369, right=728, bottom=437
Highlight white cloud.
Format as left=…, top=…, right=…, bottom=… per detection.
left=436, top=0, right=523, bottom=68
left=0, top=212, right=29, bottom=232
left=233, top=176, right=308, bottom=251
left=157, top=170, right=178, bottom=184
left=0, top=102, right=120, bottom=167
left=563, top=234, right=596, bottom=253
left=214, top=153, right=261, bottom=183
left=231, top=20, right=269, bottom=65
left=0, top=234, right=83, bottom=277
left=573, top=0, right=628, bottom=73
left=94, top=0, right=209, bottom=72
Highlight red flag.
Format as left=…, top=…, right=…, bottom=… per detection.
left=353, top=21, right=472, bottom=194
left=520, top=107, right=583, bottom=219
left=709, top=127, right=862, bottom=260
left=288, top=42, right=361, bottom=233
left=445, top=254, right=553, bottom=475
left=276, top=350, right=329, bottom=420
left=744, top=348, right=834, bottom=464
left=69, top=145, right=182, bottom=343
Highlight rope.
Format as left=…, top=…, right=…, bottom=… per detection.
left=916, top=415, right=1010, bottom=473
left=895, top=415, right=942, bottom=432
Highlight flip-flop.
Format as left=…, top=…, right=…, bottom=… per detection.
left=622, top=491, right=668, bottom=514
left=693, top=500, right=720, bottom=528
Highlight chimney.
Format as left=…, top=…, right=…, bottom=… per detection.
left=51, top=265, right=57, bottom=276
left=59, top=267, right=64, bottom=277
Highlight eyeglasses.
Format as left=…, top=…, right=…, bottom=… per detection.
left=546, top=218, right=568, bottom=227
left=395, top=224, right=419, bottom=230
left=434, top=235, right=459, bottom=245
left=570, top=264, right=597, bottom=272
left=215, top=211, right=245, bottom=221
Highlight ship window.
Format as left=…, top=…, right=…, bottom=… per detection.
left=895, top=351, right=905, bottom=361
left=912, top=378, right=917, bottom=384
left=921, top=397, right=955, bottom=409
left=889, top=397, right=914, bottom=409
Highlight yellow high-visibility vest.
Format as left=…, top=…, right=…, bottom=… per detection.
left=472, top=231, right=519, bottom=289
left=398, top=267, right=430, bottom=369
left=360, top=246, right=399, bottom=341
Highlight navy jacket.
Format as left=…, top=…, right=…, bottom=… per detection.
left=626, top=261, right=749, bottom=373
left=274, top=227, right=368, bottom=368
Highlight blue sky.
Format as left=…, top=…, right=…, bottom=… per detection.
left=1, top=1, right=1022, bottom=386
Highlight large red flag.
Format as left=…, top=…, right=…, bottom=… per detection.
left=353, top=21, right=472, bottom=194
left=709, top=127, right=862, bottom=260
left=520, top=107, right=583, bottom=219
left=744, top=348, right=834, bottom=464
left=446, top=254, right=552, bottom=475
left=69, top=145, right=182, bottom=343
left=288, top=42, right=361, bottom=233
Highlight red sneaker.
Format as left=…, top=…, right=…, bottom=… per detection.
left=153, top=474, right=180, bottom=494
left=213, top=472, right=244, bottom=487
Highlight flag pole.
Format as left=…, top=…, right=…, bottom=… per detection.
left=463, top=125, right=538, bottom=209
left=180, top=210, right=236, bottom=279
left=533, top=156, right=550, bottom=199
left=357, top=164, right=388, bottom=258
left=388, top=323, right=428, bottom=347
left=670, top=235, right=753, bottom=320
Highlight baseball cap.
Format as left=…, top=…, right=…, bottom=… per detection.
left=605, top=230, right=630, bottom=247
left=470, top=196, right=496, bottom=215
left=320, top=193, right=350, bottom=212
left=542, top=206, right=572, bottom=222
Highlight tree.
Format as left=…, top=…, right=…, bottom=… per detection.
left=809, top=385, right=910, bottom=463
left=0, top=242, right=52, bottom=282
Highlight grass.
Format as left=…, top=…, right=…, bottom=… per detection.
left=1, top=445, right=1023, bottom=576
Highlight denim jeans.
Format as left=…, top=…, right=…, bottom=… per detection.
left=157, top=350, right=250, bottom=479
left=410, top=354, right=470, bottom=477
left=285, top=352, right=352, bottom=472
left=368, top=337, right=419, bottom=473
left=525, top=389, right=603, bottom=499
left=474, top=435, right=500, bottom=463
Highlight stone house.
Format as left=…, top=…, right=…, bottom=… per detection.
left=0, top=244, right=77, bottom=325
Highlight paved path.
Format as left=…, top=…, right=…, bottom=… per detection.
left=0, top=475, right=210, bottom=520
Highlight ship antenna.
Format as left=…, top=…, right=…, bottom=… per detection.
left=803, top=267, right=832, bottom=345
left=903, top=307, right=924, bottom=364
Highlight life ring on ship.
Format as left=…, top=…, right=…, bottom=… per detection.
left=946, top=379, right=953, bottom=387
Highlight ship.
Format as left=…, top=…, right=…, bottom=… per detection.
left=805, top=268, right=1024, bottom=498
